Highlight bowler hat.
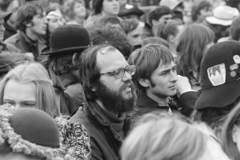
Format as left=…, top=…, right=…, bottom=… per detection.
left=195, top=41, right=240, bottom=109
left=43, top=25, right=91, bottom=55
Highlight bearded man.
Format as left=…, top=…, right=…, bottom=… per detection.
left=70, top=44, right=137, bottom=160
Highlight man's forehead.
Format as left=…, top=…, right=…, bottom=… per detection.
left=96, top=47, right=127, bottom=71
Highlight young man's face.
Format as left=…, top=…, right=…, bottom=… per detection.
left=147, top=61, right=178, bottom=99
left=127, top=23, right=144, bottom=47
left=28, top=10, right=47, bottom=36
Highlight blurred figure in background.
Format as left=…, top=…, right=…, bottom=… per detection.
left=0, top=0, right=21, bottom=40
left=65, top=0, right=86, bottom=25
left=176, top=24, right=214, bottom=90
left=85, top=0, right=120, bottom=28
left=157, top=19, right=184, bottom=60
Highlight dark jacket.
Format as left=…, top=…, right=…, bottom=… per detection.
left=70, top=100, right=132, bottom=160
left=133, top=91, right=197, bottom=122
left=4, top=31, right=47, bottom=61
left=47, top=68, right=85, bottom=115
left=3, top=21, right=17, bottom=41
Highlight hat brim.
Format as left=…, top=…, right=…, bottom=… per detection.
left=195, top=80, right=240, bottom=109
left=206, top=17, right=233, bottom=26
left=42, top=46, right=88, bottom=55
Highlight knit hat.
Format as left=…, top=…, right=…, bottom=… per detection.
left=206, top=5, right=239, bottom=26
left=0, top=105, right=77, bottom=160
left=195, top=41, right=240, bottom=109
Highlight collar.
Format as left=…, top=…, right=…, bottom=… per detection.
left=137, top=94, right=169, bottom=109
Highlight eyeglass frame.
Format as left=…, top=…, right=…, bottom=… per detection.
left=100, top=65, right=136, bottom=79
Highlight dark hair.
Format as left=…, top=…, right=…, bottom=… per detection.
left=191, top=0, right=212, bottom=21
left=230, top=15, right=240, bottom=41
left=221, top=102, right=240, bottom=160
left=157, top=20, right=183, bottom=40
left=97, top=15, right=121, bottom=26
left=141, top=37, right=169, bottom=48
left=128, top=44, right=173, bottom=94
left=192, top=97, right=240, bottom=137
left=92, top=0, right=103, bottom=15
left=78, top=45, right=116, bottom=100
left=0, top=0, right=14, bottom=11
left=120, top=19, right=139, bottom=34
left=42, top=53, right=78, bottom=75
left=148, top=6, right=172, bottom=25
left=15, top=1, right=44, bottom=32
left=89, top=24, right=132, bottom=59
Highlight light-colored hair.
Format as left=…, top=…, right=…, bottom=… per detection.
left=221, top=102, right=240, bottom=160
left=121, top=112, right=207, bottom=160
left=0, top=62, right=59, bottom=117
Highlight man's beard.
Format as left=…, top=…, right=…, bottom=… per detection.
left=95, top=80, right=136, bottom=114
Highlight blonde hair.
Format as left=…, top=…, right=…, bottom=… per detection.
left=0, top=62, right=59, bottom=117
left=121, top=112, right=207, bottom=160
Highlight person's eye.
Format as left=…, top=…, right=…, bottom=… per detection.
left=22, top=103, right=36, bottom=107
left=3, top=102, right=14, bottom=106
left=114, top=69, right=123, bottom=77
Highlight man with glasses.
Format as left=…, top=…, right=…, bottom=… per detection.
left=71, top=44, right=137, bottom=160
left=128, top=44, right=195, bottom=121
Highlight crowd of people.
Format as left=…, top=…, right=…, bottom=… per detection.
left=1, top=0, right=240, bottom=159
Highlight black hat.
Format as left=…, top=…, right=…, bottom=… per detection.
left=43, top=25, right=91, bottom=55
left=195, top=41, right=240, bottom=109
left=118, top=4, right=144, bottom=17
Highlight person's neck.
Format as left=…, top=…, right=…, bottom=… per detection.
left=74, top=16, right=84, bottom=25
left=25, top=29, right=38, bottom=41
left=101, top=11, right=115, bottom=17
left=169, top=44, right=178, bottom=58
left=152, top=25, right=158, bottom=37
left=58, top=73, right=77, bottom=88
left=146, top=90, right=169, bottom=106
left=95, top=99, right=119, bottom=117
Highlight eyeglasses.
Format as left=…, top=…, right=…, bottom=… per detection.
left=100, top=65, right=136, bottom=79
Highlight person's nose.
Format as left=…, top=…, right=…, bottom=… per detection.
left=122, top=71, right=132, bottom=82
left=170, top=70, right=178, bottom=83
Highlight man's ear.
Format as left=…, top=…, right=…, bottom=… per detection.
left=232, top=125, right=239, bottom=143
left=168, top=35, right=175, bottom=43
left=91, top=83, right=98, bottom=92
left=138, top=78, right=150, bottom=88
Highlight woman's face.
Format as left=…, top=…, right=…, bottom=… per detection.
left=3, top=79, right=37, bottom=108
left=74, top=0, right=86, bottom=18
left=48, top=16, right=64, bottom=33
left=102, top=0, right=120, bottom=16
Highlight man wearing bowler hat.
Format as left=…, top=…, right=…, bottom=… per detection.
left=42, top=24, right=90, bottom=115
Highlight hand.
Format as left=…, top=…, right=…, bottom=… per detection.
left=176, top=75, right=195, bottom=96
left=24, top=52, right=34, bottom=61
